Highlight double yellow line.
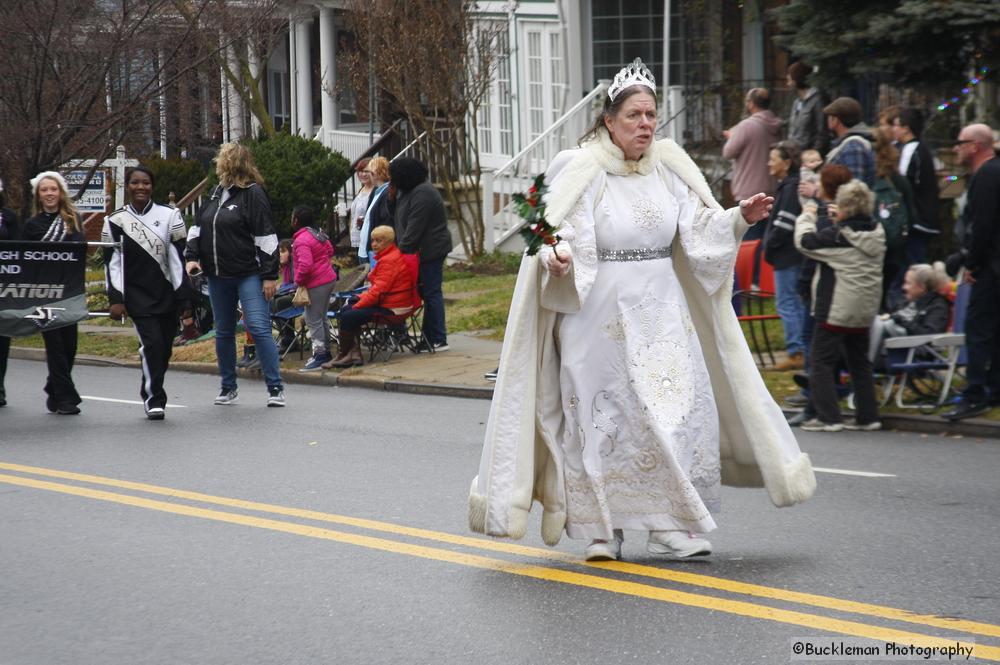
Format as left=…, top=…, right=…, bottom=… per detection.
left=1, top=460, right=997, bottom=660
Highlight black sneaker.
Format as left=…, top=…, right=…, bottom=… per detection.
left=267, top=386, right=285, bottom=407
left=56, top=404, right=81, bottom=415
left=942, top=399, right=991, bottom=421
left=214, top=388, right=239, bottom=405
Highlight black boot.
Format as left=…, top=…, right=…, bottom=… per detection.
left=236, top=344, right=257, bottom=368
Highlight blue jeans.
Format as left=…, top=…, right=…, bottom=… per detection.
left=418, top=258, right=447, bottom=345
left=774, top=265, right=806, bottom=356
left=207, top=274, right=282, bottom=391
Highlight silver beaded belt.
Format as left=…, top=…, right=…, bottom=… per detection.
left=597, top=246, right=673, bottom=262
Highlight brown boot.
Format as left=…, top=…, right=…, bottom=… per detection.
left=774, top=352, right=804, bottom=371
left=326, top=331, right=362, bottom=368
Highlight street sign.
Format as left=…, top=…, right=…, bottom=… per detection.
left=62, top=169, right=109, bottom=213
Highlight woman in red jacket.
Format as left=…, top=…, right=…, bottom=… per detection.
left=325, top=226, right=417, bottom=368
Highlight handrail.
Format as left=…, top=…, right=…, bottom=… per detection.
left=491, top=81, right=609, bottom=179
left=349, top=117, right=404, bottom=170
left=393, top=130, right=429, bottom=161
left=175, top=176, right=210, bottom=211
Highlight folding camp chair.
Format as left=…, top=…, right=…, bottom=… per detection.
left=362, top=305, right=428, bottom=363
left=732, top=239, right=780, bottom=367
left=877, top=281, right=970, bottom=410
left=272, top=305, right=309, bottom=360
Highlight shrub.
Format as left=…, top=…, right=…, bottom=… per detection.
left=144, top=156, right=208, bottom=206
left=244, top=132, right=351, bottom=237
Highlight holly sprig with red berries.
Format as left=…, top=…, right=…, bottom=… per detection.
left=514, top=173, right=561, bottom=256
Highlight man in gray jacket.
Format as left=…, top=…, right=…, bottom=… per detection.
left=786, top=61, right=829, bottom=156
left=390, top=157, right=453, bottom=351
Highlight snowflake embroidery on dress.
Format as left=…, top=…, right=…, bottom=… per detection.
left=630, top=197, right=665, bottom=231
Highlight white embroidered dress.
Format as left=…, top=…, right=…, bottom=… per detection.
left=557, top=167, right=721, bottom=540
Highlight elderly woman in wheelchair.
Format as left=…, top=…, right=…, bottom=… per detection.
left=324, top=226, right=419, bottom=368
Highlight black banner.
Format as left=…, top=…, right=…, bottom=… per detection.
left=0, top=240, right=89, bottom=337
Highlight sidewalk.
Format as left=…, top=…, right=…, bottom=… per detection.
left=11, top=330, right=1000, bottom=439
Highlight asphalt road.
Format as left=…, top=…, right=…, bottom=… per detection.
left=1, top=359, right=998, bottom=665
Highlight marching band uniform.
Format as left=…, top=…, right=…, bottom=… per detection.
left=102, top=200, right=187, bottom=419
left=23, top=210, right=85, bottom=413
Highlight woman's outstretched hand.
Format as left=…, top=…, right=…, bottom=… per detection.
left=740, top=193, right=775, bottom=224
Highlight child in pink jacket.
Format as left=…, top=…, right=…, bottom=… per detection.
left=291, top=206, right=338, bottom=371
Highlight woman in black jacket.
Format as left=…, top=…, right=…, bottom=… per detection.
left=0, top=179, right=19, bottom=407
left=762, top=141, right=805, bottom=370
left=390, top=157, right=453, bottom=351
left=22, top=172, right=86, bottom=415
left=184, top=143, right=284, bottom=407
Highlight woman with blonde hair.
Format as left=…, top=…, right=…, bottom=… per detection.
left=22, top=172, right=86, bottom=414
left=357, top=156, right=392, bottom=266
left=184, top=143, right=285, bottom=407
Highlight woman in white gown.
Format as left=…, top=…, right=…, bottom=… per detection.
left=469, top=59, right=816, bottom=561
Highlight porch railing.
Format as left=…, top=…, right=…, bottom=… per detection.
left=323, top=128, right=382, bottom=165
left=483, top=81, right=609, bottom=250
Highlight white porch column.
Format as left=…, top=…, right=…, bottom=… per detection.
left=563, top=0, right=583, bottom=103
left=219, top=60, right=230, bottom=142
left=226, top=43, right=246, bottom=139
left=295, top=15, right=314, bottom=137
left=318, top=7, right=337, bottom=144
left=248, top=43, right=262, bottom=137
left=289, top=19, right=298, bottom=136
left=158, top=48, right=168, bottom=158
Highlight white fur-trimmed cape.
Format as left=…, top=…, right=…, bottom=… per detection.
left=469, top=131, right=816, bottom=545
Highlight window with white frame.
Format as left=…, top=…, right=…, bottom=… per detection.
left=591, top=0, right=664, bottom=86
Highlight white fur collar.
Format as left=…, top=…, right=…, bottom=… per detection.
left=545, top=130, right=722, bottom=229
left=586, top=129, right=659, bottom=176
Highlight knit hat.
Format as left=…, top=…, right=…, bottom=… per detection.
left=30, top=170, right=69, bottom=196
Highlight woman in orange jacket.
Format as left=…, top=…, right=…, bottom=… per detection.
left=325, top=226, right=419, bottom=368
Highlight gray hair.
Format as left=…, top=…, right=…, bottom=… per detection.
left=834, top=180, right=875, bottom=219
left=906, top=263, right=940, bottom=291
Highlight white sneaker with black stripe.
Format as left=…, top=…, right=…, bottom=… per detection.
left=267, top=386, right=285, bottom=407
left=214, top=388, right=239, bottom=405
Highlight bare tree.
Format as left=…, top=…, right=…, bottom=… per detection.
left=0, top=0, right=224, bottom=216
left=170, top=0, right=288, bottom=140
left=342, top=0, right=510, bottom=258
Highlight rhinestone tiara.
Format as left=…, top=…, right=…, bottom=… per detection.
left=608, top=58, right=657, bottom=102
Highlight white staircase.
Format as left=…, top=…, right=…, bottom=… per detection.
left=482, top=81, right=609, bottom=251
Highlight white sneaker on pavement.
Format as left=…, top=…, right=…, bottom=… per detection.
left=584, top=529, right=624, bottom=561
left=647, top=530, right=712, bottom=558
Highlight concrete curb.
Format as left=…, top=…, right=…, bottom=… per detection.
left=9, top=347, right=997, bottom=438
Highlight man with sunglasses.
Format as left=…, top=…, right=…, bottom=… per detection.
left=943, top=124, right=1000, bottom=420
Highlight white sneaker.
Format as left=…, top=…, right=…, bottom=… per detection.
left=214, top=388, right=239, bottom=405
left=800, top=418, right=844, bottom=432
left=584, top=529, right=623, bottom=561
left=843, top=418, right=881, bottom=431
left=647, top=530, right=712, bottom=558
left=146, top=407, right=165, bottom=421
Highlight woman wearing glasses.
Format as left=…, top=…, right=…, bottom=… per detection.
left=348, top=159, right=373, bottom=260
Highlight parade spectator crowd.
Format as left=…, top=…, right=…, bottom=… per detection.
left=724, top=61, right=1000, bottom=427
left=0, top=148, right=452, bottom=418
